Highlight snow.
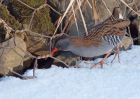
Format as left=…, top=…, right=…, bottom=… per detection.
left=0, top=45, right=140, bottom=99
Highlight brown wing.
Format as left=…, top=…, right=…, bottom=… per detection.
left=104, top=20, right=130, bottom=36
left=104, top=27, right=125, bottom=36
left=85, top=16, right=115, bottom=39
left=70, top=37, right=102, bottom=47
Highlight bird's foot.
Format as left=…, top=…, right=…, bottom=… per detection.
left=111, top=52, right=120, bottom=63
left=111, top=47, right=120, bottom=63
left=91, top=59, right=106, bottom=69
left=91, top=49, right=112, bottom=69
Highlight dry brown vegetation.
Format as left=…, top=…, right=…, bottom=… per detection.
left=0, top=0, right=139, bottom=78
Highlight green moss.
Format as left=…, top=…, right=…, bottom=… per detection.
left=31, top=7, right=54, bottom=33
left=0, top=0, right=55, bottom=39
left=0, top=5, right=22, bottom=30
left=10, top=0, right=55, bottom=33
left=22, top=0, right=45, bottom=8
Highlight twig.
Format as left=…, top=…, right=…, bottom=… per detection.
left=92, top=0, right=100, bottom=24
left=86, top=0, right=92, bottom=8
left=33, top=58, right=38, bottom=77
left=17, top=0, right=35, bottom=10
left=37, top=54, right=69, bottom=67
left=28, top=10, right=36, bottom=30
left=101, top=0, right=112, bottom=15
left=46, top=3, right=62, bottom=15
left=76, top=0, right=88, bottom=36
left=62, top=0, right=86, bottom=33
left=23, top=29, right=52, bottom=39
left=119, top=0, right=140, bottom=16
left=72, top=5, right=80, bottom=36
left=53, top=0, right=75, bottom=36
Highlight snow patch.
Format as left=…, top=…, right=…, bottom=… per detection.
left=0, top=46, right=140, bottom=99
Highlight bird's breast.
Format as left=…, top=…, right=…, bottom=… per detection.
left=68, top=40, right=113, bottom=57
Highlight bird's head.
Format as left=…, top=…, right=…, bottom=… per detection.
left=51, top=37, right=70, bottom=56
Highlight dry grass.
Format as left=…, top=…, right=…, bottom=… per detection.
left=0, top=0, right=140, bottom=78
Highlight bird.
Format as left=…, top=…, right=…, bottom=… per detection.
left=51, top=18, right=130, bottom=67
left=51, top=14, right=130, bottom=68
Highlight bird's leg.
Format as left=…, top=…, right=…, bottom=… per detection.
left=91, top=49, right=112, bottom=68
left=111, top=46, right=120, bottom=63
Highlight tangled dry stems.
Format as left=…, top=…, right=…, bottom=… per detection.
left=0, top=0, right=140, bottom=79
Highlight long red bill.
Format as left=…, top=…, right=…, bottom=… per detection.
left=51, top=48, right=58, bottom=56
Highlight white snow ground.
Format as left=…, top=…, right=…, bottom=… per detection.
left=0, top=46, right=140, bottom=99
